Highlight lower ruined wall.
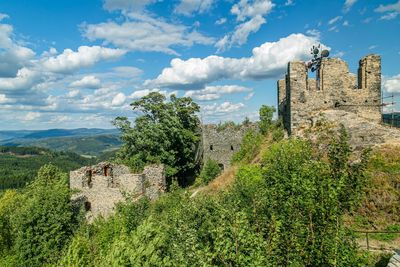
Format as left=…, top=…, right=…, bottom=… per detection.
left=70, top=162, right=165, bottom=220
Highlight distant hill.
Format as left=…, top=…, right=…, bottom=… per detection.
left=0, top=128, right=119, bottom=141
left=0, top=128, right=121, bottom=156
left=26, top=134, right=122, bottom=156
left=0, top=146, right=96, bottom=190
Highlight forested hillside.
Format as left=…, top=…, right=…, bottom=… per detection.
left=0, top=146, right=95, bottom=190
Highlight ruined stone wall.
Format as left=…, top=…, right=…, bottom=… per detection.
left=70, top=162, right=165, bottom=220
left=278, top=54, right=382, bottom=135
left=202, top=124, right=255, bottom=169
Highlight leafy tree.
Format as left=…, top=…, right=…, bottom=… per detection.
left=259, top=105, right=276, bottom=135
left=114, top=92, right=200, bottom=184
left=11, top=164, right=74, bottom=266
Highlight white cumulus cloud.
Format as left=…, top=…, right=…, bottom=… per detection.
left=383, top=74, right=400, bottom=93
left=147, top=33, right=322, bottom=89
left=41, top=46, right=126, bottom=74
left=111, top=92, right=127, bottom=106
left=70, top=75, right=101, bottom=89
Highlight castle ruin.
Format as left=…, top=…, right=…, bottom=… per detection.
left=70, top=162, right=165, bottom=219
left=202, top=124, right=255, bottom=170
left=278, top=54, right=382, bottom=135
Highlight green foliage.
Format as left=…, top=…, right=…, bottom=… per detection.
left=27, top=134, right=121, bottom=157
left=114, top=92, right=200, bottom=184
left=0, top=146, right=95, bottom=190
left=10, top=164, right=74, bottom=266
left=215, top=121, right=241, bottom=132
left=232, top=129, right=263, bottom=164
left=259, top=105, right=276, bottom=135
left=198, top=159, right=222, bottom=184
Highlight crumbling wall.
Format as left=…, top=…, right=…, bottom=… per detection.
left=70, top=162, right=165, bottom=220
left=202, top=124, right=255, bottom=169
left=278, top=54, right=382, bottom=135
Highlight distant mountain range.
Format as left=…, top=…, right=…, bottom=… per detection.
left=0, top=128, right=121, bottom=156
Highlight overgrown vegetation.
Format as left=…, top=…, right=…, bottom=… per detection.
left=198, top=159, right=222, bottom=184
left=0, top=165, right=78, bottom=266
left=113, top=92, right=200, bottom=185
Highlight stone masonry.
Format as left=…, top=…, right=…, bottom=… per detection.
left=278, top=54, right=381, bottom=135
left=202, top=124, right=256, bottom=170
left=70, top=162, right=165, bottom=219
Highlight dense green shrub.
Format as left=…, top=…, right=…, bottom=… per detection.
left=232, top=129, right=263, bottom=164
left=198, top=159, right=222, bottom=184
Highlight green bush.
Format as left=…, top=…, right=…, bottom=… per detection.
left=232, top=129, right=263, bottom=164
left=198, top=159, right=222, bottom=184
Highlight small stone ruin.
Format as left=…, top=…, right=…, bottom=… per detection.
left=69, top=162, right=165, bottom=220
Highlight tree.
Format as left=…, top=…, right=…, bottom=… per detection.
left=259, top=105, right=276, bottom=135
left=114, top=92, right=201, bottom=184
left=12, top=164, right=74, bottom=266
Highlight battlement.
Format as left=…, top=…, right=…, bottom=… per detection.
left=278, top=54, right=381, bottom=135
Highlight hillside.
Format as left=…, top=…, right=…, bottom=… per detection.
left=0, top=146, right=96, bottom=190
left=0, top=128, right=121, bottom=156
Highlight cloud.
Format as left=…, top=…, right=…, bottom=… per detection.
left=70, top=75, right=101, bottom=89
left=184, top=85, right=252, bottom=101
left=285, top=0, right=294, bottom=6
left=41, top=46, right=126, bottom=74
left=215, top=18, right=227, bottom=25
left=0, top=67, right=40, bottom=91
left=111, top=92, right=127, bottom=106
left=83, top=13, right=214, bottom=55
left=21, top=111, right=41, bottom=121
left=328, top=16, right=342, bottom=25
left=306, top=29, right=320, bottom=38
left=175, top=0, right=214, bottom=16
left=147, top=33, right=322, bottom=89
left=103, top=0, right=156, bottom=12
left=0, top=23, right=35, bottom=77
left=375, top=1, right=400, bottom=20
left=203, top=101, right=245, bottom=114
left=231, top=0, right=274, bottom=22
left=0, top=13, right=9, bottom=21
left=244, top=91, right=254, bottom=100
left=343, top=0, right=357, bottom=12
left=383, top=74, right=400, bottom=93
left=130, top=89, right=162, bottom=99
left=216, top=0, right=274, bottom=52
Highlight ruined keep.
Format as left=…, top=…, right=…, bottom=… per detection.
left=278, top=54, right=382, bottom=135
left=202, top=124, right=255, bottom=169
left=70, top=162, right=165, bottom=219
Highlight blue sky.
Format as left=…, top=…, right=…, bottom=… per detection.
left=0, top=0, right=399, bottom=130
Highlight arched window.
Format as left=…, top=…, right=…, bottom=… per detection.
left=210, top=145, right=213, bottom=151
left=230, top=145, right=234, bottom=151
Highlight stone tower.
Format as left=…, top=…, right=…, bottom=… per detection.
left=278, top=54, right=382, bottom=135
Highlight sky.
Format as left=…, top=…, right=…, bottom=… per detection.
left=0, top=0, right=399, bottom=130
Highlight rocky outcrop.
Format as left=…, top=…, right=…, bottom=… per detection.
left=314, top=110, right=400, bottom=149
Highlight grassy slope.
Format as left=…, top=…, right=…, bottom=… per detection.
left=197, top=132, right=400, bottom=254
